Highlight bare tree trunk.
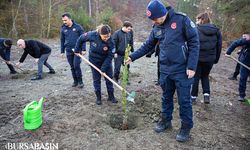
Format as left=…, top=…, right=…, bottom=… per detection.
left=89, top=0, right=92, bottom=16
left=40, top=0, right=45, bottom=38
left=23, top=5, right=29, bottom=31
left=8, top=0, right=22, bottom=38
left=95, top=0, right=99, bottom=26
left=46, top=0, right=52, bottom=38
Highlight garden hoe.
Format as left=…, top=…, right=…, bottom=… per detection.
left=225, top=55, right=250, bottom=71
left=76, top=53, right=136, bottom=103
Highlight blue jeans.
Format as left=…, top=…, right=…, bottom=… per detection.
left=239, top=66, right=250, bottom=98
left=91, top=63, right=114, bottom=92
left=37, top=52, right=54, bottom=77
left=66, top=53, right=82, bottom=78
left=160, top=73, right=193, bottom=129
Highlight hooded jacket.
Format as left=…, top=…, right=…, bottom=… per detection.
left=197, top=24, right=222, bottom=63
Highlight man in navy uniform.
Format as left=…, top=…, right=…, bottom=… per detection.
left=61, top=13, right=85, bottom=88
left=0, top=38, right=17, bottom=74
left=126, top=0, right=199, bottom=142
left=225, top=32, right=250, bottom=102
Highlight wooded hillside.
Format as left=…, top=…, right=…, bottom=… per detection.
left=0, top=0, right=249, bottom=41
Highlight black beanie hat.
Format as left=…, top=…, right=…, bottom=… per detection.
left=4, top=39, right=13, bottom=47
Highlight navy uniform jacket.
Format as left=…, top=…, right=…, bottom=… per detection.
left=75, top=31, right=115, bottom=72
left=0, top=38, right=11, bottom=61
left=130, top=7, right=199, bottom=75
left=60, top=21, right=85, bottom=54
left=19, top=40, right=51, bottom=63
left=112, top=29, right=134, bottom=56
left=226, top=38, right=250, bottom=66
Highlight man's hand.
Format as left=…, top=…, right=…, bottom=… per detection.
left=61, top=53, right=65, bottom=58
left=225, top=53, right=230, bottom=57
left=81, top=51, right=87, bottom=55
left=35, top=58, right=39, bottom=63
left=6, top=61, right=11, bottom=65
left=125, top=57, right=132, bottom=65
left=114, top=53, right=118, bottom=58
left=186, top=69, right=195, bottom=79
left=16, top=62, right=21, bottom=67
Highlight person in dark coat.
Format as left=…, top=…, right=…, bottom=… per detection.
left=75, top=25, right=117, bottom=105
left=191, top=12, right=222, bottom=104
left=225, top=32, right=250, bottom=102
left=146, top=41, right=160, bottom=85
left=61, top=13, right=85, bottom=88
left=228, top=33, right=250, bottom=81
left=113, top=21, right=134, bottom=83
left=0, top=38, right=17, bottom=74
left=125, top=0, right=199, bottom=142
left=16, top=39, right=55, bottom=80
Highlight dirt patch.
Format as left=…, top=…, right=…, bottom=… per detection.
left=0, top=39, right=250, bottom=149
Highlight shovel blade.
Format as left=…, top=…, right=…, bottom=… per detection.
left=127, top=91, right=136, bottom=103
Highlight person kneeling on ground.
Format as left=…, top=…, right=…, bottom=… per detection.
left=16, top=39, right=55, bottom=80
left=75, top=25, right=117, bottom=105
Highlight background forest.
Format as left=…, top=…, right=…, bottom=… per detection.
left=0, top=0, right=249, bottom=41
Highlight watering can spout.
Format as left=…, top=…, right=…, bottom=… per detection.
left=38, top=97, right=45, bottom=108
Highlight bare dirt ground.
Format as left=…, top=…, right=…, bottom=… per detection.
left=0, top=39, right=249, bottom=149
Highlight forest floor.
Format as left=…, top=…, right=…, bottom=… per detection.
left=0, top=39, right=249, bottom=149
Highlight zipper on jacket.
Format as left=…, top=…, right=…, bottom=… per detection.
left=182, top=45, right=187, bottom=61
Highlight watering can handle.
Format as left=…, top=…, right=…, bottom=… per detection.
left=24, top=101, right=36, bottom=123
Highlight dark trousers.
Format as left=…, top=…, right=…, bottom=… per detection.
left=114, top=55, right=130, bottom=80
left=191, top=61, right=214, bottom=97
left=37, top=52, right=54, bottom=77
left=157, top=56, right=160, bottom=81
left=91, top=63, right=114, bottom=92
left=160, top=73, right=193, bottom=129
left=239, top=66, right=250, bottom=98
left=233, top=63, right=240, bottom=78
left=66, top=53, right=82, bottom=79
left=0, top=49, right=16, bottom=73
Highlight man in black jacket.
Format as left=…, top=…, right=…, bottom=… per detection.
left=16, top=39, right=55, bottom=80
left=113, top=21, right=134, bottom=82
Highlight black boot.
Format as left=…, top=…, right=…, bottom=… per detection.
left=72, top=77, right=78, bottom=87
left=154, top=113, right=172, bottom=133
left=108, top=91, right=118, bottom=103
left=77, top=77, right=84, bottom=88
left=7, top=64, right=17, bottom=74
left=176, top=124, right=191, bottom=142
left=95, top=91, right=102, bottom=105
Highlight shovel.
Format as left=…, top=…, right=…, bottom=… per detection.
left=0, top=57, right=24, bottom=72
left=76, top=53, right=136, bottom=102
left=225, top=55, right=250, bottom=71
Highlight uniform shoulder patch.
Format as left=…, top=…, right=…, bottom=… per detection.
left=176, top=12, right=187, bottom=16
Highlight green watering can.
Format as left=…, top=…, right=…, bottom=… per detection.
left=23, top=97, right=45, bottom=130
